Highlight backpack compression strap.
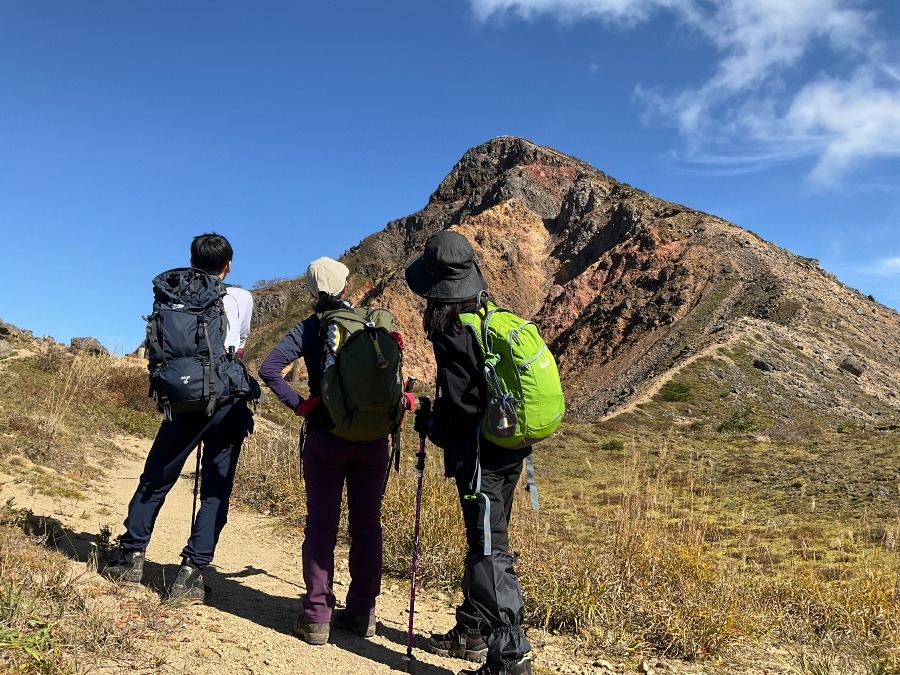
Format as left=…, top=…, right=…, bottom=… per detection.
left=198, top=317, right=216, bottom=416
left=468, top=429, right=493, bottom=557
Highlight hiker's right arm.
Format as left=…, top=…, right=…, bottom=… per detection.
left=426, top=329, right=486, bottom=479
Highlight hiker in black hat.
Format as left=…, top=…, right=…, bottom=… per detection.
left=405, top=230, right=533, bottom=675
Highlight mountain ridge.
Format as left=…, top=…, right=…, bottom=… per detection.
left=249, top=136, right=900, bottom=432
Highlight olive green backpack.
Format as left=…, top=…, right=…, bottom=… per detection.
left=318, top=306, right=405, bottom=442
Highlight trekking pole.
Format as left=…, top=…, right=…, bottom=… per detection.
left=402, top=396, right=430, bottom=673
left=191, top=442, right=202, bottom=527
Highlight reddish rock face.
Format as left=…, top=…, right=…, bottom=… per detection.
left=251, top=136, right=900, bottom=427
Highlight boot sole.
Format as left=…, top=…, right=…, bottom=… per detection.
left=428, top=645, right=487, bottom=663
left=101, top=570, right=143, bottom=584
left=293, top=629, right=329, bottom=645
left=332, top=621, right=376, bottom=638
left=170, top=595, right=205, bottom=606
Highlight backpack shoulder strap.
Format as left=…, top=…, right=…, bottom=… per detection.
left=460, top=296, right=503, bottom=366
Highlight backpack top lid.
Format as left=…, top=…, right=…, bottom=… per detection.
left=152, top=267, right=225, bottom=311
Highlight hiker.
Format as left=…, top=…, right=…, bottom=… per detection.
left=102, top=233, right=257, bottom=604
left=257, top=257, right=410, bottom=645
left=405, top=231, right=533, bottom=675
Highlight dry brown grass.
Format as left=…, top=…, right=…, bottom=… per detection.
left=0, top=500, right=175, bottom=674
left=0, top=346, right=156, bottom=486
left=4, top=336, right=900, bottom=673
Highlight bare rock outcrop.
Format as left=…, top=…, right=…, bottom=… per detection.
left=248, top=136, right=900, bottom=429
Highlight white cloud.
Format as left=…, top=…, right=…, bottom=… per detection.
left=469, top=0, right=678, bottom=25
left=470, top=0, right=900, bottom=185
left=860, top=255, right=900, bottom=277
left=787, top=70, right=900, bottom=185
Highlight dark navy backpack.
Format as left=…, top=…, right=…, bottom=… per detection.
left=145, top=267, right=257, bottom=419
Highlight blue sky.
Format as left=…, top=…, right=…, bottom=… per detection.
left=2, top=0, right=899, bottom=355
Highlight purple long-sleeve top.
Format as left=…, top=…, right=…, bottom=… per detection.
left=257, top=314, right=325, bottom=413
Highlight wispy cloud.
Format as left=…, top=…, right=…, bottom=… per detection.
left=469, top=0, right=679, bottom=26
left=470, top=0, right=900, bottom=186
left=860, top=255, right=900, bottom=277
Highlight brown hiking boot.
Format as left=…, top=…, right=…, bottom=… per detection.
left=427, top=627, right=487, bottom=663
left=457, top=656, right=533, bottom=675
left=293, top=615, right=330, bottom=645
left=332, top=608, right=376, bottom=638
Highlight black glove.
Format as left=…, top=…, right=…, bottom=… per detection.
left=413, top=398, right=432, bottom=438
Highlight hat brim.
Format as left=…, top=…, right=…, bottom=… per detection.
left=404, top=253, right=486, bottom=302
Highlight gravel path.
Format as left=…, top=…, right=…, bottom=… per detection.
left=2, top=436, right=579, bottom=675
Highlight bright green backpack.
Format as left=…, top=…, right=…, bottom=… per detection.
left=318, top=306, right=405, bottom=442
left=459, top=294, right=565, bottom=450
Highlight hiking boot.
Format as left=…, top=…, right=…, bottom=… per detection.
left=101, top=550, right=144, bottom=583
left=292, top=615, right=330, bottom=645
left=427, top=627, right=487, bottom=663
left=458, top=656, right=533, bottom=675
left=168, top=558, right=206, bottom=605
left=332, top=608, right=376, bottom=638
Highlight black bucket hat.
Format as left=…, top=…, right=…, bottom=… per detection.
left=405, top=230, right=486, bottom=301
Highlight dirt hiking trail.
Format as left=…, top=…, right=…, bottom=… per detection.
left=1, top=437, right=594, bottom=675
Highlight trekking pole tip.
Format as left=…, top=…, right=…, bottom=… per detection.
left=399, top=653, right=415, bottom=672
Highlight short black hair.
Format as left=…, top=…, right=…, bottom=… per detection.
left=190, top=233, right=233, bottom=274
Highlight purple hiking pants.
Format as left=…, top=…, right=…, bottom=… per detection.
left=301, top=428, right=389, bottom=622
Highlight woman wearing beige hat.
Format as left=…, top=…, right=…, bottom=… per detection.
left=258, top=257, right=396, bottom=646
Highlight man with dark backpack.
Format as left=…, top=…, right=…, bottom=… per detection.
left=257, top=256, right=413, bottom=645
left=102, top=233, right=258, bottom=605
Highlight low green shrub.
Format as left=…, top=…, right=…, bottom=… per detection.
left=660, top=381, right=692, bottom=402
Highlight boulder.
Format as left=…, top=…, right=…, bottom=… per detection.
left=839, top=356, right=865, bottom=377
left=70, top=337, right=108, bottom=355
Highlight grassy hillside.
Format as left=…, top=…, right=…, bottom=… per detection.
left=2, top=333, right=900, bottom=673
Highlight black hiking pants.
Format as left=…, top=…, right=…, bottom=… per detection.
left=120, top=401, right=253, bottom=568
left=454, top=443, right=532, bottom=671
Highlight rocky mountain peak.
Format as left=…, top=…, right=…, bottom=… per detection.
left=250, top=137, right=900, bottom=431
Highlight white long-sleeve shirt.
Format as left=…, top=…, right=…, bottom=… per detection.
left=223, top=286, right=253, bottom=351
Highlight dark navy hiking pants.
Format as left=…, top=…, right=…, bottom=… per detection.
left=120, top=402, right=253, bottom=568
left=454, top=444, right=532, bottom=671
